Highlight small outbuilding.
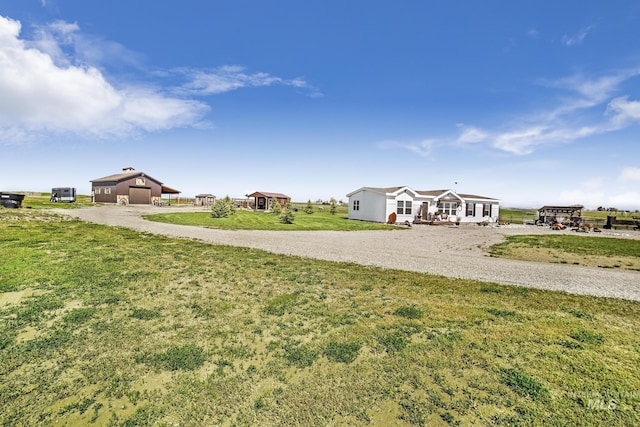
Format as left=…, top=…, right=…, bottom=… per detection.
left=91, top=167, right=180, bottom=205
left=194, top=194, right=216, bottom=207
left=247, top=191, right=290, bottom=211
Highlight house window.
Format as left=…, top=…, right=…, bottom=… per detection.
left=95, top=188, right=101, bottom=195
left=483, top=204, right=491, bottom=216
left=105, top=188, right=111, bottom=195
left=397, top=200, right=412, bottom=215
left=353, top=200, right=360, bottom=211
left=466, top=203, right=475, bottom=216
left=439, top=202, right=457, bottom=216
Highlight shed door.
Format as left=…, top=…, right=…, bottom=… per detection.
left=129, top=187, right=151, bottom=204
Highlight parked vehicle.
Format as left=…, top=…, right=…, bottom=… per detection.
left=51, top=187, right=76, bottom=203
left=0, top=193, right=25, bottom=208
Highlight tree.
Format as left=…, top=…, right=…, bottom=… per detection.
left=211, top=195, right=236, bottom=218
left=329, top=200, right=337, bottom=215
left=270, top=197, right=282, bottom=215
left=280, top=209, right=295, bottom=224
left=303, top=199, right=314, bottom=214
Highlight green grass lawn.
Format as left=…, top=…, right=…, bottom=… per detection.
left=490, top=234, right=640, bottom=270
left=144, top=209, right=399, bottom=231
left=19, top=193, right=94, bottom=209
left=1, top=209, right=639, bottom=426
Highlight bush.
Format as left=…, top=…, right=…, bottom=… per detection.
left=280, top=210, right=295, bottom=224
left=270, top=197, right=282, bottom=215
left=303, top=200, right=314, bottom=214
left=211, top=196, right=236, bottom=218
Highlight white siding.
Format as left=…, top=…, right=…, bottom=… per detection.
left=393, top=191, right=415, bottom=223
left=348, top=190, right=387, bottom=222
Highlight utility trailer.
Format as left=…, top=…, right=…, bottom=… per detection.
left=51, top=187, right=76, bottom=203
left=0, top=193, right=25, bottom=208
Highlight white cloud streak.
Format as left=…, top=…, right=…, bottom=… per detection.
left=378, top=139, right=434, bottom=157
left=619, top=167, right=640, bottom=183
left=179, top=65, right=322, bottom=98
left=463, top=69, right=640, bottom=155
left=561, top=26, right=593, bottom=46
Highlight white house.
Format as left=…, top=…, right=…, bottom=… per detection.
left=346, top=186, right=500, bottom=224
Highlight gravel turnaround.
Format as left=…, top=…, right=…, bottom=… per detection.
left=58, top=206, right=640, bottom=302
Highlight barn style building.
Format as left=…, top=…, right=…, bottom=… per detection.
left=91, top=167, right=180, bottom=205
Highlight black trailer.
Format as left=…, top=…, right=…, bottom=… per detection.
left=51, top=187, right=76, bottom=203
left=0, top=193, right=25, bottom=208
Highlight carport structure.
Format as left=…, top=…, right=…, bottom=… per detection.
left=537, top=204, right=584, bottom=225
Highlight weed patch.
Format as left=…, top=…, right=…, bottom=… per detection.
left=501, top=368, right=549, bottom=400
left=323, top=341, right=361, bottom=364
left=138, top=345, right=206, bottom=371
left=394, top=305, right=424, bottom=319
left=569, top=329, right=604, bottom=345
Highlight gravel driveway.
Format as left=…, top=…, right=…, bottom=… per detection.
left=58, top=205, right=640, bottom=302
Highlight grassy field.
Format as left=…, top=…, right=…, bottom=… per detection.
left=17, top=193, right=94, bottom=209
left=1, top=209, right=639, bottom=426
left=144, top=208, right=399, bottom=231
left=489, top=235, right=640, bottom=271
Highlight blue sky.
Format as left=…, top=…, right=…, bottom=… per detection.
left=1, top=1, right=640, bottom=209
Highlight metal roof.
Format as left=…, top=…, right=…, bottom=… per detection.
left=248, top=191, right=290, bottom=199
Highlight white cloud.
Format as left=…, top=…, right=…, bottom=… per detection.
left=608, top=192, right=640, bottom=209
left=561, top=26, right=593, bottom=46
left=526, top=28, right=539, bottom=38
left=0, top=15, right=208, bottom=143
left=559, top=189, right=605, bottom=209
left=606, top=96, right=640, bottom=126
left=180, top=65, right=322, bottom=98
left=455, top=124, right=488, bottom=144
left=486, top=69, right=640, bottom=155
left=379, top=139, right=434, bottom=157
left=619, top=167, right=640, bottom=182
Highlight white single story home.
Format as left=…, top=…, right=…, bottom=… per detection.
left=346, top=186, right=500, bottom=224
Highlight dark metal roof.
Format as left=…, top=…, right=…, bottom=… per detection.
left=161, top=186, right=180, bottom=194
left=91, top=168, right=163, bottom=185
left=248, top=191, right=290, bottom=199
left=538, top=204, right=584, bottom=212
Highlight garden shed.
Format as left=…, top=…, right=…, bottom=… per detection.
left=195, top=194, right=216, bottom=207
left=248, top=191, right=290, bottom=211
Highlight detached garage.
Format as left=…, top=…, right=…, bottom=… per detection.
left=91, top=167, right=180, bottom=205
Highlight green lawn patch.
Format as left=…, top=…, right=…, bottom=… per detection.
left=490, top=234, right=640, bottom=270
left=144, top=209, right=399, bottom=231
